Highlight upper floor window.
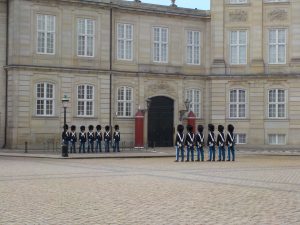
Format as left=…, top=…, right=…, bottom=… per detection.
left=269, top=29, right=287, bottom=64
left=268, top=134, right=286, bottom=145
left=230, top=30, right=247, bottom=65
left=117, top=23, right=133, bottom=60
left=77, top=19, right=95, bottom=57
left=186, top=89, right=201, bottom=118
left=36, top=82, right=55, bottom=116
left=153, top=27, right=168, bottom=63
left=187, top=31, right=200, bottom=65
left=37, top=15, right=55, bottom=54
left=77, top=85, right=94, bottom=116
left=117, top=86, right=133, bottom=117
left=229, top=89, right=246, bottom=118
left=268, top=89, right=286, bottom=118
left=229, top=0, right=247, bottom=3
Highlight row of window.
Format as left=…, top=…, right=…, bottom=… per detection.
left=234, top=133, right=287, bottom=145
left=36, top=82, right=287, bottom=119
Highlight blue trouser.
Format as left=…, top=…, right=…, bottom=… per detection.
left=95, top=140, right=102, bottom=153
left=176, top=146, right=184, bottom=161
left=196, top=146, right=204, bottom=161
left=87, top=141, right=94, bottom=153
left=70, top=142, right=76, bottom=153
left=187, top=146, right=194, bottom=161
left=79, top=142, right=85, bottom=153
left=227, top=146, right=235, bottom=161
left=113, top=141, right=120, bottom=152
left=209, top=146, right=215, bottom=161
left=105, top=140, right=110, bottom=152
left=218, top=146, right=225, bottom=161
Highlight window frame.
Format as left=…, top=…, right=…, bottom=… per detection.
left=186, top=30, right=201, bottom=65
left=234, top=133, right=247, bottom=144
left=117, top=86, right=133, bottom=118
left=229, top=30, right=247, bottom=65
left=36, top=14, right=56, bottom=55
left=229, top=0, right=247, bottom=4
left=229, top=89, right=247, bottom=119
left=152, top=26, right=169, bottom=63
left=268, top=28, right=287, bottom=64
left=77, top=84, right=95, bottom=117
left=117, top=23, right=134, bottom=61
left=268, top=134, right=286, bottom=145
left=77, top=18, right=95, bottom=57
left=35, top=82, right=55, bottom=117
left=268, top=89, right=287, bottom=119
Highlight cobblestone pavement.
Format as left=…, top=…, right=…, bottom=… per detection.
left=0, top=156, right=299, bottom=225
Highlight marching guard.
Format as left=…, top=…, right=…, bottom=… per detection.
left=195, top=125, right=205, bottom=162
left=79, top=125, right=87, bottom=153
left=69, top=125, right=77, bottom=153
left=113, top=125, right=121, bottom=152
left=104, top=125, right=111, bottom=152
left=217, top=125, right=225, bottom=161
left=207, top=124, right=216, bottom=161
left=185, top=124, right=195, bottom=162
left=226, top=124, right=236, bottom=161
left=175, top=124, right=185, bottom=162
left=87, top=125, right=95, bottom=153
left=95, top=125, right=102, bottom=153
left=62, top=124, right=70, bottom=156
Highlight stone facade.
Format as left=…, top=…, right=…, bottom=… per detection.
left=1, top=0, right=300, bottom=149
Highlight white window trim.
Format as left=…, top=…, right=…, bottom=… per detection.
left=185, top=89, right=202, bottom=118
left=77, top=85, right=95, bottom=117
left=268, top=89, right=287, bottom=119
left=229, top=89, right=247, bottom=119
left=186, top=30, right=201, bottom=65
left=117, top=86, right=133, bottom=118
left=235, top=133, right=247, bottom=144
left=36, top=14, right=56, bottom=55
left=36, top=82, right=55, bottom=116
left=268, top=134, right=286, bottom=145
left=268, top=28, right=287, bottom=64
left=229, top=30, right=247, bottom=65
left=117, top=23, right=133, bottom=61
left=77, top=18, right=95, bottom=57
left=152, top=26, right=169, bottom=63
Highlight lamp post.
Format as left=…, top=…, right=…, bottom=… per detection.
left=179, top=99, right=191, bottom=122
left=61, top=95, right=69, bottom=157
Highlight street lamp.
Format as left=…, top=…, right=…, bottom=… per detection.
left=61, top=95, right=69, bottom=157
left=179, top=99, right=191, bottom=121
left=140, top=98, right=152, bottom=114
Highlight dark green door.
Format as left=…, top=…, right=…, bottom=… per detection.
left=148, top=96, right=174, bottom=147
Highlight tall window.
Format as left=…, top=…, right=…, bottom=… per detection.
left=269, top=29, right=286, bottom=64
left=187, top=31, right=200, bottom=65
left=230, top=0, right=247, bottom=3
left=153, top=27, right=168, bottom=63
left=117, top=23, right=133, bottom=60
left=230, top=30, right=247, bottom=64
left=77, top=19, right=95, bottom=57
left=268, top=89, right=286, bottom=118
left=37, top=14, right=55, bottom=54
left=186, top=89, right=201, bottom=118
left=229, top=89, right=246, bottom=118
left=117, top=87, right=133, bottom=117
left=36, top=82, right=55, bottom=116
left=77, top=85, right=94, bottom=116
left=268, top=134, right=286, bottom=145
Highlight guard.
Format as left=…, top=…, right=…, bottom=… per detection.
left=113, top=125, right=121, bottom=152
left=95, top=125, right=102, bottom=153
left=104, top=125, right=111, bottom=152
left=217, top=125, right=225, bottom=161
left=175, top=124, right=185, bottom=162
left=207, top=124, right=216, bottom=161
left=185, top=124, right=195, bottom=162
left=61, top=124, right=70, bottom=157
left=69, top=125, right=77, bottom=153
left=195, top=125, right=205, bottom=161
left=87, top=125, right=95, bottom=153
left=226, top=124, right=236, bottom=161
left=79, top=125, right=86, bottom=153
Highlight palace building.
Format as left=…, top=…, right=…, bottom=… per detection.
left=0, top=0, right=300, bottom=149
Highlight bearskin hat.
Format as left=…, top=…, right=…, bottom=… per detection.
left=218, top=125, right=224, bottom=132
left=63, top=124, right=68, bottom=130
left=187, top=124, right=193, bottom=132
left=228, top=124, right=234, bottom=133
left=197, top=125, right=204, bottom=133
left=208, top=124, right=215, bottom=132
left=105, top=125, right=110, bottom=131
left=177, top=124, right=184, bottom=133
left=71, top=125, right=76, bottom=131
left=114, top=124, right=119, bottom=130
left=88, top=125, right=94, bottom=130
left=80, top=125, right=85, bottom=131
left=96, top=125, right=101, bottom=131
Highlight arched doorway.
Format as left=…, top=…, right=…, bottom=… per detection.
left=148, top=96, right=174, bottom=147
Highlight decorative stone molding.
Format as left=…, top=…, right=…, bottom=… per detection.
left=229, top=10, right=248, bottom=22
left=268, top=9, right=288, bottom=21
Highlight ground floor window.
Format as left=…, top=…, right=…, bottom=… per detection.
left=268, top=134, right=286, bottom=145
left=234, top=133, right=247, bottom=144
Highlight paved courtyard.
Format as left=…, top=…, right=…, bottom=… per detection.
left=0, top=155, right=299, bottom=225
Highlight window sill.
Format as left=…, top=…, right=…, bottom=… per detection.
left=226, top=118, right=250, bottom=121
left=115, top=117, right=135, bottom=120
left=32, top=116, right=59, bottom=119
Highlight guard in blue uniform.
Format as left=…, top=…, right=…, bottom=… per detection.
left=69, top=125, right=77, bottom=153
left=113, top=125, right=121, bottom=152
left=95, top=125, right=102, bottom=153
left=217, top=125, right=225, bottom=161
left=175, top=124, right=185, bottom=162
left=195, top=125, right=205, bottom=162
left=104, top=125, right=111, bottom=152
left=226, top=124, right=236, bottom=161
left=185, top=124, right=195, bottom=162
left=207, top=124, right=216, bottom=161
left=61, top=124, right=70, bottom=155
left=87, top=125, right=95, bottom=153
left=79, top=125, right=86, bottom=153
